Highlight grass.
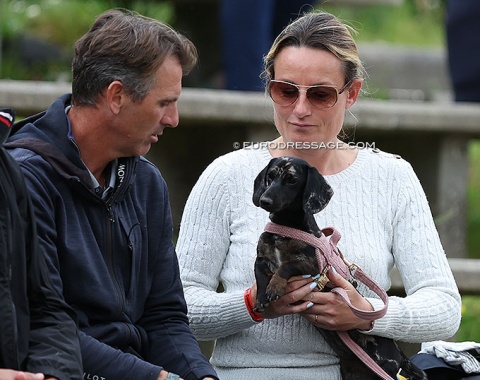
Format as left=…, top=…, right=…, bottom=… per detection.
left=457, top=296, right=480, bottom=342
left=467, top=141, right=480, bottom=259
left=456, top=141, right=480, bottom=342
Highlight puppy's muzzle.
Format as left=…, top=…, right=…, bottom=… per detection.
left=258, top=195, right=274, bottom=211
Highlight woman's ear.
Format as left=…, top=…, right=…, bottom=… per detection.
left=345, top=78, right=363, bottom=110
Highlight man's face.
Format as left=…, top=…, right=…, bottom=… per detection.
left=113, top=55, right=183, bottom=157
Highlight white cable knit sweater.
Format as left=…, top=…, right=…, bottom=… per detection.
left=176, top=146, right=461, bottom=380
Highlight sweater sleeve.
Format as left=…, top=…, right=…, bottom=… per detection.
left=176, top=157, right=260, bottom=340
left=366, top=160, right=461, bottom=343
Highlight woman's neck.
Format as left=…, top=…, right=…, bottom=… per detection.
left=268, top=137, right=358, bottom=175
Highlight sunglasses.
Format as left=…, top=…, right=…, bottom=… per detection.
left=268, top=79, right=353, bottom=109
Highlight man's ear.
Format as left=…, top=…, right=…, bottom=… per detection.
left=106, top=80, right=125, bottom=115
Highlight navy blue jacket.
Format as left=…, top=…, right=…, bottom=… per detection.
left=6, top=95, right=217, bottom=380
left=1, top=108, right=82, bottom=379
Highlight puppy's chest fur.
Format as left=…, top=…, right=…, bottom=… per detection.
left=260, top=233, right=318, bottom=273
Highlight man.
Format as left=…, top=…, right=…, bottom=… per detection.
left=446, top=0, right=480, bottom=102
left=220, top=0, right=316, bottom=91
left=6, top=9, right=217, bottom=380
left=0, top=108, right=82, bottom=380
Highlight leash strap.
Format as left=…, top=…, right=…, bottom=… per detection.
left=264, top=222, right=388, bottom=319
left=337, top=331, right=394, bottom=380
left=264, top=222, right=395, bottom=379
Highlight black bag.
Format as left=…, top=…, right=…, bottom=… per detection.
left=411, top=353, right=480, bottom=380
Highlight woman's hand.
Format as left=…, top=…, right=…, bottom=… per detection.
left=301, top=267, right=374, bottom=331
left=251, top=275, right=318, bottom=319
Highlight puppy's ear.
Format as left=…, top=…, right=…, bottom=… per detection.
left=253, top=162, right=271, bottom=206
left=303, top=166, right=333, bottom=214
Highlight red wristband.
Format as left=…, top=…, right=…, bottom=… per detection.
left=244, top=288, right=264, bottom=322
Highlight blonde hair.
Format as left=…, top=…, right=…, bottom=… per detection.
left=261, top=11, right=365, bottom=86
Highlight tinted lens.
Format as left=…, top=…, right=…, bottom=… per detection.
left=269, top=81, right=299, bottom=106
left=269, top=81, right=339, bottom=109
left=307, top=86, right=338, bottom=108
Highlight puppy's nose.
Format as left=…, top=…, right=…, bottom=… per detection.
left=259, top=196, right=274, bottom=210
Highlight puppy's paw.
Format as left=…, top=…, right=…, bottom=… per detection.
left=254, top=293, right=270, bottom=312
left=253, top=304, right=267, bottom=313
left=265, top=278, right=288, bottom=302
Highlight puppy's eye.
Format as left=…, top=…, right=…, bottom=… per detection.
left=266, top=170, right=277, bottom=185
left=285, top=176, right=298, bottom=185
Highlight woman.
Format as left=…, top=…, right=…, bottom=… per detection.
left=176, top=11, right=461, bottom=380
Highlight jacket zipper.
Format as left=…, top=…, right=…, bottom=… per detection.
left=5, top=207, right=19, bottom=367
left=104, top=198, right=125, bottom=317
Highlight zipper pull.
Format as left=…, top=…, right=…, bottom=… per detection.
left=106, top=205, right=115, bottom=223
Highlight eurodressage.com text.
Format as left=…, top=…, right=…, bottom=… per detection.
left=234, top=141, right=376, bottom=150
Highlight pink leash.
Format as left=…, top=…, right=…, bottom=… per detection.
left=264, top=222, right=394, bottom=380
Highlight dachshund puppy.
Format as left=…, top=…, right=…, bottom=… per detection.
left=252, top=156, right=333, bottom=309
left=252, top=156, right=427, bottom=380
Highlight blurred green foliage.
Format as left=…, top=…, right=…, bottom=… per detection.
left=0, top=0, right=174, bottom=80
left=467, top=141, right=480, bottom=259
left=0, top=0, right=449, bottom=81
left=2, top=0, right=173, bottom=43
left=462, top=141, right=480, bottom=343
left=456, top=295, right=480, bottom=342
left=321, top=0, right=447, bottom=47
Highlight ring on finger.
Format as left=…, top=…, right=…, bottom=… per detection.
left=315, top=314, right=318, bottom=323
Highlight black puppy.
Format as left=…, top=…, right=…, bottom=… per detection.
left=252, top=156, right=427, bottom=380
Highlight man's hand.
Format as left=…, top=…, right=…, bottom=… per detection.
left=157, top=370, right=217, bottom=380
left=0, top=369, right=47, bottom=380
left=157, top=370, right=184, bottom=380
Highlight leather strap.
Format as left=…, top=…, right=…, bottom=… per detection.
left=264, top=222, right=394, bottom=379
left=264, top=222, right=388, bottom=320
left=338, top=331, right=394, bottom=380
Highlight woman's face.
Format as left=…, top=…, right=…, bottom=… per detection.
left=271, top=46, right=361, bottom=146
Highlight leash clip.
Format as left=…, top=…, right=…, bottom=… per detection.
left=340, top=255, right=356, bottom=276
left=315, top=265, right=331, bottom=290
left=348, top=263, right=358, bottom=276
left=347, top=263, right=359, bottom=288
